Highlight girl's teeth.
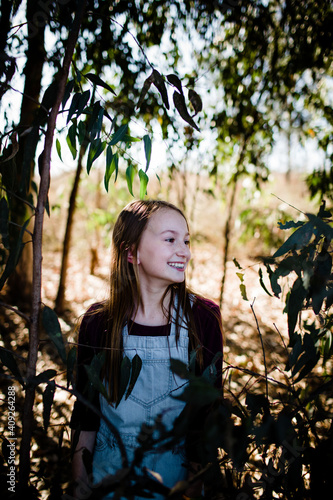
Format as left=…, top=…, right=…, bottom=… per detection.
left=169, top=263, right=184, bottom=269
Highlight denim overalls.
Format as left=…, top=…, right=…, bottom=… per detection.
left=92, top=311, right=189, bottom=499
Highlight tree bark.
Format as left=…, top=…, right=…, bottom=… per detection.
left=18, top=0, right=87, bottom=488
left=6, top=0, right=46, bottom=306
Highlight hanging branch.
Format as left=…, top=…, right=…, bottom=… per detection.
left=18, top=0, right=87, bottom=488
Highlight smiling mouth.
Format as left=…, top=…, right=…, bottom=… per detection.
left=168, top=262, right=186, bottom=270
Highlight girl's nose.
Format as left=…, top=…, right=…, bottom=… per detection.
left=177, top=243, right=191, bottom=259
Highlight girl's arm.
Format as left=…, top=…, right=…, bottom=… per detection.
left=72, top=429, right=96, bottom=499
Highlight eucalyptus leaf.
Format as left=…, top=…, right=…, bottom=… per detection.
left=31, top=369, right=57, bottom=387
left=86, top=139, right=106, bottom=174
left=143, top=134, right=152, bottom=172
left=104, top=146, right=114, bottom=192
left=66, top=122, right=77, bottom=160
left=84, top=73, right=116, bottom=95
left=125, top=354, right=142, bottom=399
left=66, top=93, right=81, bottom=124
left=126, top=163, right=136, bottom=196
left=259, top=267, right=273, bottom=297
left=273, top=223, right=312, bottom=258
left=139, top=169, right=149, bottom=199
left=42, top=306, right=67, bottom=363
left=0, top=219, right=28, bottom=291
left=117, top=356, right=131, bottom=406
left=67, top=346, right=77, bottom=388
left=0, top=347, right=24, bottom=385
left=287, top=278, right=306, bottom=338
left=109, top=124, right=128, bottom=146
left=55, top=138, right=62, bottom=162
left=43, top=381, right=56, bottom=431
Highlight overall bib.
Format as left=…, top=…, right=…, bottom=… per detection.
left=92, top=314, right=189, bottom=499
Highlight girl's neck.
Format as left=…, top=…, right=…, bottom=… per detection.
left=132, top=287, right=171, bottom=326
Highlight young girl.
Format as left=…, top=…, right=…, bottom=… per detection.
left=70, top=200, right=223, bottom=499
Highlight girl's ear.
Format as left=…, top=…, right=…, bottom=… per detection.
left=127, top=247, right=140, bottom=264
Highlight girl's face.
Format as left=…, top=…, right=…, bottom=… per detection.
left=134, top=208, right=191, bottom=289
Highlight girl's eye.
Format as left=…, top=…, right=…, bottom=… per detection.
left=166, top=238, right=175, bottom=243
left=185, top=240, right=190, bottom=246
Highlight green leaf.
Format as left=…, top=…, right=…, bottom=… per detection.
left=76, top=90, right=91, bottom=118
left=170, top=359, right=191, bottom=380
left=0, top=347, right=24, bottom=384
left=55, top=138, right=62, bottom=162
left=62, top=79, right=74, bottom=110
left=67, top=93, right=81, bottom=124
left=0, top=219, right=28, bottom=291
left=277, top=220, right=304, bottom=230
left=104, top=145, right=114, bottom=192
left=139, top=169, right=149, bottom=199
left=0, top=197, right=10, bottom=249
left=240, top=283, right=248, bottom=301
left=84, top=73, right=116, bottom=95
left=166, top=74, right=183, bottom=94
left=78, top=120, right=87, bottom=145
left=259, top=267, right=273, bottom=297
left=173, top=91, right=200, bottom=131
left=188, top=89, right=203, bottom=116
left=291, top=333, right=319, bottom=382
left=117, top=356, right=131, bottom=407
left=306, top=213, right=333, bottom=240
left=66, top=122, right=77, bottom=160
left=123, top=135, right=141, bottom=143
left=126, top=163, right=136, bottom=196
left=287, top=278, right=306, bottom=338
left=273, top=223, right=313, bottom=258
left=85, top=352, right=108, bottom=399
left=86, top=139, right=106, bottom=174
left=90, top=106, right=104, bottom=140
left=125, top=354, right=142, bottom=399
left=173, top=378, right=219, bottom=406
left=31, top=369, right=57, bottom=387
left=67, top=346, right=77, bottom=388
left=109, top=124, right=128, bottom=146
left=317, top=201, right=332, bottom=219
left=270, top=255, right=300, bottom=297
left=86, top=101, right=103, bottom=135
left=152, top=69, right=169, bottom=109
left=42, top=306, right=67, bottom=363
left=233, top=258, right=243, bottom=270
left=43, top=380, right=56, bottom=431
left=143, top=134, right=152, bottom=172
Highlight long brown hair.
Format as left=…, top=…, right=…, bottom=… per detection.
left=100, top=199, right=203, bottom=401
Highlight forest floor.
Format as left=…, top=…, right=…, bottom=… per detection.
left=0, top=168, right=323, bottom=498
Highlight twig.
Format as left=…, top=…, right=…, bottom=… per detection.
left=250, top=298, right=269, bottom=398
left=273, top=322, right=289, bottom=355
left=271, top=194, right=305, bottom=215
left=0, top=186, right=36, bottom=211
left=109, top=16, right=153, bottom=69
left=0, top=301, right=30, bottom=323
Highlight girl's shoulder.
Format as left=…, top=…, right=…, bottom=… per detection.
left=79, top=301, right=108, bottom=344
left=192, top=295, right=221, bottom=318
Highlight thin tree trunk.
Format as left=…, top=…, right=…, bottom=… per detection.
left=219, top=140, right=248, bottom=308
left=219, top=175, right=238, bottom=308
left=7, top=0, right=46, bottom=305
left=19, top=0, right=86, bottom=488
left=55, top=142, right=86, bottom=313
